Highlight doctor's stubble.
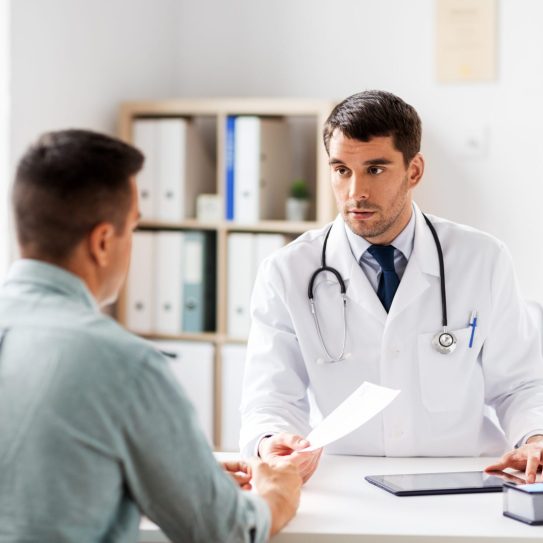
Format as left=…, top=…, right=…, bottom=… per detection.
left=340, top=173, right=412, bottom=242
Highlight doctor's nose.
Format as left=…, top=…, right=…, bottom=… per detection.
left=348, top=176, right=370, bottom=200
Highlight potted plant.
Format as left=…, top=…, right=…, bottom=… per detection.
left=286, top=179, right=310, bottom=221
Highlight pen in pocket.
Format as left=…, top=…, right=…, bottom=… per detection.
left=468, top=310, right=478, bottom=349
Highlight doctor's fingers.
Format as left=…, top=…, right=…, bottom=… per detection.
left=262, top=433, right=309, bottom=458
left=525, top=450, right=543, bottom=484
left=485, top=450, right=527, bottom=472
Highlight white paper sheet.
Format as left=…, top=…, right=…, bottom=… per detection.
left=301, top=382, right=400, bottom=452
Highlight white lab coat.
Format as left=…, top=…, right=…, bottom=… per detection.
left=240, top=204, right=543, bottom=457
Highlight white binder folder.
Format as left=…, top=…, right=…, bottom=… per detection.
left=234, top=117, right=291, bottom=223
left=227, top=233, right=286, bottom=339
left=157, top=119, right=186, bottom=222
left=227, top=233, right=255, bottom=338
left=152, top=340, right=215, bottom=445
left=221, top=344, right=247, bottom=451
left=133, top=119, right=158, bottom=221
left=125, top=231, right=155, bottom=333
left=155, top=231, right=184, bottom=335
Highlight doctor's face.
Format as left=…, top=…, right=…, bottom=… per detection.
left=328, top=132, right=424, bottom=244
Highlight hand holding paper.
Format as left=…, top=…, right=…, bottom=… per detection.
left=300, top=382, right=400, bottom=452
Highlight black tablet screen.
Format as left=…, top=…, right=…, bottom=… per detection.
left=366, top=471, right=508, bottom=496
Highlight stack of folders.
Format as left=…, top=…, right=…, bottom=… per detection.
left=151, top=340, right=214, bottom=446
left=503, top=482, right=543, bottom=525
left=125, top=230, right=216, bottom=335
left=225, top=116, right=292, bottom=223
left=227, top=233, right=287, bottom=339
left=220, top=344, right=247, bottom=451
left=133, top=118, right=214, bottom=222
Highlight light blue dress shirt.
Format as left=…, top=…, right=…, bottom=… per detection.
left=344, top=206, right=416, bottom=291
left=0, top=259, right=269, bottom=543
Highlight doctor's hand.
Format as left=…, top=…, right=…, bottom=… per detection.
left=485, top=435, right=543, bottom=484
left=220, top=460, right=252, bottom=490
left=258, top=433, right=323, bottom=483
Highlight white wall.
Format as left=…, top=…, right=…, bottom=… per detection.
left=9, top=0, right=543, bottom=302
left=8, top=0, right=181, bottom=264
left=173, top=0, right=543, bottom=302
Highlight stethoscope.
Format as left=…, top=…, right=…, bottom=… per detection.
left=308, top=214, right=456, bottom=363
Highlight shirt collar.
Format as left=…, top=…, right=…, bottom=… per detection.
left=344, top=203, right=416, bottom=262
left=4, top=259, right=99, bottom=312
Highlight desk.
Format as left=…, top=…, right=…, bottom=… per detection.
left=140, top=454, right=543, bottom=542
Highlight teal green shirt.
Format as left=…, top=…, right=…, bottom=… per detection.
left=0, top=260, right=270, bottom=543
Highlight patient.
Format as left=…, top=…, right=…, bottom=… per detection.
left=0, top=130, right=301, bottom=542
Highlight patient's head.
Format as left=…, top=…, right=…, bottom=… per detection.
left=13, top=129, right=143, bottom=305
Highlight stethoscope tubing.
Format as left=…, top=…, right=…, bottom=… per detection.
left=308, top=213, right=451, bottom=362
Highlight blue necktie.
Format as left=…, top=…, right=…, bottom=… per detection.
left=367, top=245, right=400, bottom=312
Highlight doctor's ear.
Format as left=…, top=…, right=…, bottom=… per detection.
left=88, top=222, right=115, bottom=268
left=407, top=153, right=424, bottom=188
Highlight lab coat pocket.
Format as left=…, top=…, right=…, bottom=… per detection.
left=417, top=327, right=476, bottom=413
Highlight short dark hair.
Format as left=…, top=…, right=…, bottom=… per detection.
left=13, top=129, right=144, bottom=262
left=323, top=90, right=422, bottom=165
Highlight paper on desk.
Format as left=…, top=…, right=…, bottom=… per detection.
left=301, top=382, right=400, bottom=452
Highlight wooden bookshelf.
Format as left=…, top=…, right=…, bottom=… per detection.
left=117, top=98, right=336, bottom=449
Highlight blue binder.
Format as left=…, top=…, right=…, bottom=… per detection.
left=225, top=116, right=236, bottom=220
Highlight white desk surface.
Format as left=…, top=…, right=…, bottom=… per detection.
left=140, top=453, right=543, bottom=543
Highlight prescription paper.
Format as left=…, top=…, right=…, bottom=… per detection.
left=301, top=382, right=400, bottom=452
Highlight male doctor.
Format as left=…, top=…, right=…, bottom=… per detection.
left=240, top=90, right=543, bottom=483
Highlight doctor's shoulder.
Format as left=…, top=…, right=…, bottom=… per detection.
left=262, top=223, right=330, bottom=271
left=425, top=212, right=510, bottom=263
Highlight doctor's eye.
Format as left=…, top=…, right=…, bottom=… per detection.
left=368, top=166, right=384, bottom=175
left=335, top=166, right=351, bottom=177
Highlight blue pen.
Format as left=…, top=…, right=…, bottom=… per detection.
left=468, top=310, right=478, bottom=348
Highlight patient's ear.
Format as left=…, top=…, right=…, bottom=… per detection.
left=88, top=222, right=115, bottom=267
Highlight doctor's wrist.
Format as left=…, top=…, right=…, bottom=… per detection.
left=257, top=435, right=274, bottom=458
left=526, top=434, right=543, bottom=445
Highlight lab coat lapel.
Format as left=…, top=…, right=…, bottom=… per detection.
left=387, top=204, right=441, bottom=323
left=325, top=215, right=387, bottom=324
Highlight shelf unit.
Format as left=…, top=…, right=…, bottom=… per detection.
left=117, top=98, right=336, bottom=448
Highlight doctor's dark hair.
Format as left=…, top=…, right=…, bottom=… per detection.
left=13, top=129, right=144, bottom=262
left=323, top=90, right=422, bottom=165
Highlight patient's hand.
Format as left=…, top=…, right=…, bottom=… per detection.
left=220, top=460, right=252, bottom=490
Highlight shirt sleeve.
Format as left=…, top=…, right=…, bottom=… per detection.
left=240, top=257, right=311, bottom=457
left=118, top=349, right=270, bottom=543
left=482, top=243, right=543, bottom=448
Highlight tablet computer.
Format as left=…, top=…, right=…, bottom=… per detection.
left=365, top=471, right=506, bottom=496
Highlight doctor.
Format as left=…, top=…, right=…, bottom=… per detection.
left=240, top=90, right=543, bottom=483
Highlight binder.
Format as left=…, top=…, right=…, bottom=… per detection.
left=125, top=231, right=155, bottom=333
left=155, top=231, right=184, bottom=335
left=152, top=340, right=215, bottom=445
left=182, top=231, right=216, bottom=332
left=227, top=233, right=255, bottom=338
left=157, top=119, right=186, bottom=222
left=234, top=117, right=259, bottom=223
left=133, top=119, right=158, bottom=221
left=225, top=116, right=236, bottom=220
left=220, top=344, right=247, bottom=451
left=226, top=233, right=286, bottom=338
left=233, top=117, right=292, bottom=223
left=157, top=118, right=215, bottom=222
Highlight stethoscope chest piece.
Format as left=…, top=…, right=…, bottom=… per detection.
left=432, top=330, right=457, bottom=355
